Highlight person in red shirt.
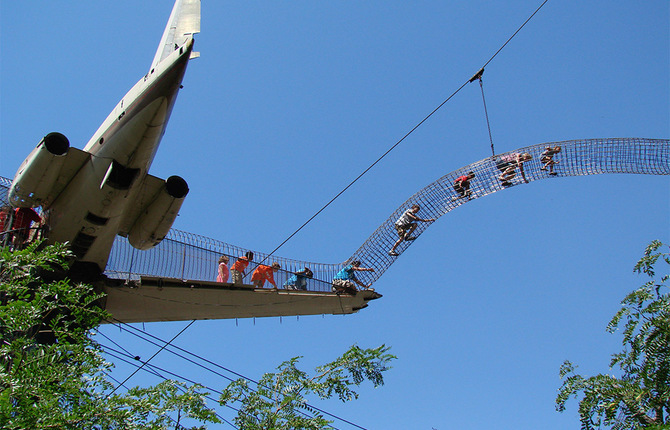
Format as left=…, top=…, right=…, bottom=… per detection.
left=453, top=171, right=476, bottom=200
left=0, top=206, right=9, bottom=232
left=11, top=207, right=41, bottom=247
left=230, top=251, right=254, bottom=285
left=251, top=262, right=281, bottom=289
left=0, top=206, right=10, bottom=246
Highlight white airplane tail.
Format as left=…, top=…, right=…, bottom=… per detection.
left=151, top=0, right=201, bottom=69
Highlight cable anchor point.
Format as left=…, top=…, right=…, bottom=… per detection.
left=469, top=68, right=485, bottom=83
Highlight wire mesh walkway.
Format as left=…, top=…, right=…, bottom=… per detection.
left=1, top=138, right=668, bottom=292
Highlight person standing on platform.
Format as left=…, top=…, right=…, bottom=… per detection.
left=11, top=207, right=41, bottom=248
left=230, top=251, right=254, bottom=285
left=216, top=255, right=230, bottom=283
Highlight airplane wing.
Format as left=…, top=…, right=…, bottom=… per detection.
left=9, top=141, right=91, bottom=209
left=151, top=0, right=201, bottom=70
left=42, top=147, right=91, bottom=207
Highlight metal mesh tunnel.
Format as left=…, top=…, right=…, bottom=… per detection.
left=348, top=137, right=669, bottom=286
left=1, top=137, right=668, bottom=292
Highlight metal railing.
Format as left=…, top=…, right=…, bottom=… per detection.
left=105, top=230, right=340, bottom=293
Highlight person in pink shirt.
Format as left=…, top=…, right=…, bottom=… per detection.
left=496, top=152, right=532, bottom=186
left=251, top=262, right=281, bottom=289
left=216, top=255, right=230, bottom=283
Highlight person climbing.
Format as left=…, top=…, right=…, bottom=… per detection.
left=251, top=262, right=281, bottom=290
left=230, top=251, right=254, bottom=285
left=216, top=255, right=230, bottom=283
left=496, top=152, right=532, bottom=186
left=453, top=171, right=476, bottom=199
left=388, top=204, right=435, bottom=256
left=283, top=267, right=314, bottom=291
left=332, top=260, right=374, bottom=295
left=540, top=145, right=561, bottom=175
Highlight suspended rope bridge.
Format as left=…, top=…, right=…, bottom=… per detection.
left=4, top=137, right=664, bottom=293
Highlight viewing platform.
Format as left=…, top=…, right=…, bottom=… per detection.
left=102, top=275, right=380, bottom=323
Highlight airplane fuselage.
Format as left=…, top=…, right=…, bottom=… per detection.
left=47, top=40, right=193, bottom=271
left=9, top=7, right=197, bottom=276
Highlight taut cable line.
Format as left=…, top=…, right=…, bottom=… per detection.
left=469, top=68, right=496, bottom=157
left=263, top=0, right=551, bottom=260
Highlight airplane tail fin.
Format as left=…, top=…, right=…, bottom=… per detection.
left=151, top=0, right=201, bottom=69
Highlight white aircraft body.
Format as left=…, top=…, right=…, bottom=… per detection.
left=8, top=0, right=201, bottom=276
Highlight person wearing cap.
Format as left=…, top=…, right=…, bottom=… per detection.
left=230, top=251, right=254, bottom=285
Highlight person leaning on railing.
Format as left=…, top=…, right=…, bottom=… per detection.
left=230, top=251, right=254, bottom=285
left=283, top=267, right=314, bottom=291
left=251, top=262, right=281, bottom=290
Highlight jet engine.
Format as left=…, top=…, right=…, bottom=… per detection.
left=8, top=132, right=70, bottom=207
left=127, top=175, right=189, bottom=250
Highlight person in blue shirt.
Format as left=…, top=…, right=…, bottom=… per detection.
left=332, top=260, right=375, bottom=294
left=283, top=267, right=314, bottom=291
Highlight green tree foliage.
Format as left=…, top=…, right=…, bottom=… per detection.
left=219, top=344, right=396, bottom=429
left=0, top=241, right=219, bottom=429
left=556, top=240, right=670, bottom=429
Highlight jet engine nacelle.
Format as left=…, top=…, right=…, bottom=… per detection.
left=127, top=175, right=189, bottom=250
left=8, top=132, right=70, bottom=207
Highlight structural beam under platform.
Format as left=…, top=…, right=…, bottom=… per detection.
left=101, top=276, right=382, bottom=324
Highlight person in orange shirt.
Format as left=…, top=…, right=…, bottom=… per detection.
left=251, top=262, right=281, bottom=289
left=230, top=251, right=254, bottom=285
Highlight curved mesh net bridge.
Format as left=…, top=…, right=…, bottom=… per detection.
left=2, top=137, right=668, bottom=293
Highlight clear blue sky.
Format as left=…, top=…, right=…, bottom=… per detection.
left=1, top=1, right=669, bottom=428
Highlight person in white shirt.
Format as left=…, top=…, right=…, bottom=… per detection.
left=388, top=204, right=435, bottom=256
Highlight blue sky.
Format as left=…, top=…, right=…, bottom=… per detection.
left=1, top=1, right=669, bottom=428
